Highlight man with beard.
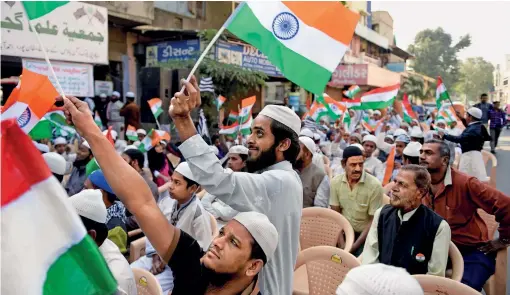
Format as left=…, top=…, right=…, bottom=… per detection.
left=65, top=140, right=93, bottom=196
left=419, top=139, right=510, bottom=291
left=295, top=136, right=326, bottom=208
left=361, top=165, right=451, bottom=276
left=330, top=146, right=383, bottom=256
left=58, top=75, right=301, bottom=295
left=362, top=135, right=384, bottom=181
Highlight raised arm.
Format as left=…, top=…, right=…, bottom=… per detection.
left=61, top=96, right=176, bottom=263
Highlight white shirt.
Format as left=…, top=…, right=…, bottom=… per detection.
left=202, top=192, right=239, bottom=224
left=179, top=134, right=302, bottom=295
left=99, top=239, right=137, bottom=295
left=314, top=175, right=330, bottom=208
left=364, top=156, right=385, bottom=182
left=361, top=207, right=451, bottom=276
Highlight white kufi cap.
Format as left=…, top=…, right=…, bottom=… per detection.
left=394, top=128, right=407, bottom=137
left=54, top=137, right=67, bottom=146
left=410, top=127, right=424, bottom=138
left=299, top=136, right=316, bottom=154
left=68, top=189, right=108, bottom=224
left=136, top=129, right=147, bottom=135
left=336, top=264, right=423, bottom=295
left=175, top=162, right=196, bottom=182
left=103, top=129, right=118, bottom=141
left=373, top=110, right=381, bottom=116
left=403, top=141, right=422, bottom=157
left=126, top=91, right=135, bottom=98
left=259, top=105, right=301, bottom=136
left=43, top=152, right=67, bottom=175
left=350, top=143, right=365, bottom=152
left=112, top=91, right=120, bottom=97
left=467, top=107, right=482, bottom=119
left=229, top=145, right=249, bottom=155
left=33, top=141, right=49, bottom=153
left=233, top=212, right=279, bottom=262
left=300, top=128, right=314, bottom=138
left=362, top=134, right=377, bottom=144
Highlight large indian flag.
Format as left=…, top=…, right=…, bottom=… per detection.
left=436, top=76, right=450, bottom=109
left=353, top=84, right=400, bottom=110
left=227, top=2, right=359, bottom=94
left=1, top=119, right=117, bottom=295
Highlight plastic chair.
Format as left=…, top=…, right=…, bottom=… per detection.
left=413, top=274, right=480, bottom=295
left=293, top=245, right=360, bottom=295
left=481, top=150, right=498, bottom=188
left=300, top=207, right=354, bottom=252
left=208, top=212, right=219, bottom=238
left=446, top=242, right=464, bottom=281
left=129, top=236, right=146, bottom=263
left=478, top=209, right=508, bottom=295
left=132, top=267, right=164, bottom=295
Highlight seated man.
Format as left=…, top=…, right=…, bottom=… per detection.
left=330, top=146, right=383, bottom=256
left=68, top=190, right=137, bottom=295
left=362, top=165, right=451, bottom=276
left=202, top=145, right=248, bottom=227
left=294, top=136, right=327, bottom=208
left=420, top=139, right=510, bottom=291
left=131, top=162, right=212, bottom=294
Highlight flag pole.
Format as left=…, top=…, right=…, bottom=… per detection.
left=22, top=7, right=66, bottom=99
left=178, top=3, right=243, bottom=93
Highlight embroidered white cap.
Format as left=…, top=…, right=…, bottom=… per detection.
left=394, top=128, right=407, bottom=137
left=136, top=129, right=147, bottom=136
left=403, top=141, right=422, bottom=157
left=68, top=189, right=107, bottom=224
left=126, top=91, right=135, bottom=98
left=174, top=162, right=196, bottom=182
left=259, top=105, right=301, bottom=136
left=467, top=107, right=482, bottom=119
left=373, top=110, right=382, bottom=116
left=299, top=128, right=314, bottom=139
left=299, top=136, right=316, bottom=154
left=362, top=134, right=377, bottom=144
left=229, top=145, right=249, bottom=155
left=43, top=152, right=67, bottom=175
left=112, top=91, right=120, bottom=97
left=233, top=212, right=279, bottom=262
left=410, top=127, right=424, bottom=138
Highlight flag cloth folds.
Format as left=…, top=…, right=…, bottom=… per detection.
left=148, top=98, right=163, bottom=119
left=436, top=76, right=450, bottom=109
left=199, top=77, right=215, bottom=93
left=216, top=95, right=227, bottom=111
left=126, top=125, right=138, bottom=141
left=352, top=84, right=400, bottom=110
left=227, top=2, right=359, bottom=94
left=22, top=1, right=69, bottom=20
left=239, top=96, right=256, bottom=124
left=1, top=68, right=58, bottom=133
left=219, top=122, right=240, bottom=137
left=402, top=93, right=417, bottom=124
left=138, top=129, right=161, bottom=153
left=343, top=85, right=361, bottom=98
left=308, top=100, right=329, bottom=122
left=228, top=111, right=239, bottom=123
left=197, top=109, right=210, bottom=139
left=155, top=130, right=171, bottom=142
left=240, top=116, right=253, bottom=136
left=28, top=118, right=53, bottom=140
left=319, top=95, right=347, bottom=120
left=341, top=97, right=361, bottom=109
left=1, top=119, right=117, bottom=295
left=85, top=158, right=100, bottom=176
left=382, top=146, right=396, bottom=185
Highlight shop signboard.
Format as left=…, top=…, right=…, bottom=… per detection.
left=1, top=2, right=108, bottom=64
left=94, top=81, right=114, bottom=96
left=215, top=41, right=283, bottom=77
left=145, top=39, right=200, bottom=66
left=328, top=64, right=369, bottom=87
left=22, top=58, right=94, bottom=97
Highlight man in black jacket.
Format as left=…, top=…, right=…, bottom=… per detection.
left=439, top=107, right=490, bottom=180
left=361, top=165, right=451, bottom=276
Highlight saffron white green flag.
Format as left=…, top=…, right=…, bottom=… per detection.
left=138, top=129, right=160, bottom=153
left=240, top=116, right=253, bottom=136
left=148, top=98, right=163, bottom=119
left=219, top=122, right=240, bottom=137
left=1, top=119, right=117, bottom=295
left=126, top=125, right=138, bottom=141
left=226, top=1, right=359, bottom=94
left=352, top=84, right=400, bottom=110
left=436, top=76, right=450, bottom=109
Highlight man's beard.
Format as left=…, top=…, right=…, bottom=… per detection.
left=246, top=144, right=277, bottom=173
left=293, top=159, right=304, bottom=170
left=74, top=158, right=90, bottom=168
left=203, top=265, right=237, bottom=287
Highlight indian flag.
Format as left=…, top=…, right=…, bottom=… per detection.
left=94, top=111, right=103, bottom=130
left=353, top=84, right=400, bottom=110
left=148, top=98, right=163, bottom=119
left=139, top=129, right=160, bottom=153
left=402, top=93, right=417, bottom=124
left=46, top=110, right=76, bottom=136
left=341, top=97, right=362, bottom=109
left=228, top=111, right=239, bottom=123
left=29, top=118, right=53, bottom=140
left=436, top=76, right=450, bottom=109
left=320, top=94, right=347, bottom=120
left=126, top=125, right=138, bottom=141
left=22, top=1, right=69, bottom=20
left=343, top=85, right=361, bottom=98
left=239, top=96, right=256, bottom=124
left=308, top=100, right=329, bottom=122
left=1, top=119, right=117, bottom=295
left=382, top=146, right=396, bottom=185
left=216, top=95, right=227, bottom=111
left=219, top=122, right=240, bottom=137
left=227, top=2, right=359, bottom=94
left=1, top=68, right=58, bottom=133
left=240, top=116, right=253, bottom=135
left=86, top=158, right=100, bottom=176
left=155, top=130, right=171, bottom=142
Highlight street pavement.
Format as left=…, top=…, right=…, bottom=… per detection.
left=484, top=127, right=510, bottom=294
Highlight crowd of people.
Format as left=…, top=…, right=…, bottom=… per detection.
left=33, top=79, right=509, bottom=295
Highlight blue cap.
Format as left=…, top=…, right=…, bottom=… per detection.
left=88, top=170, right=115, bottom=195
